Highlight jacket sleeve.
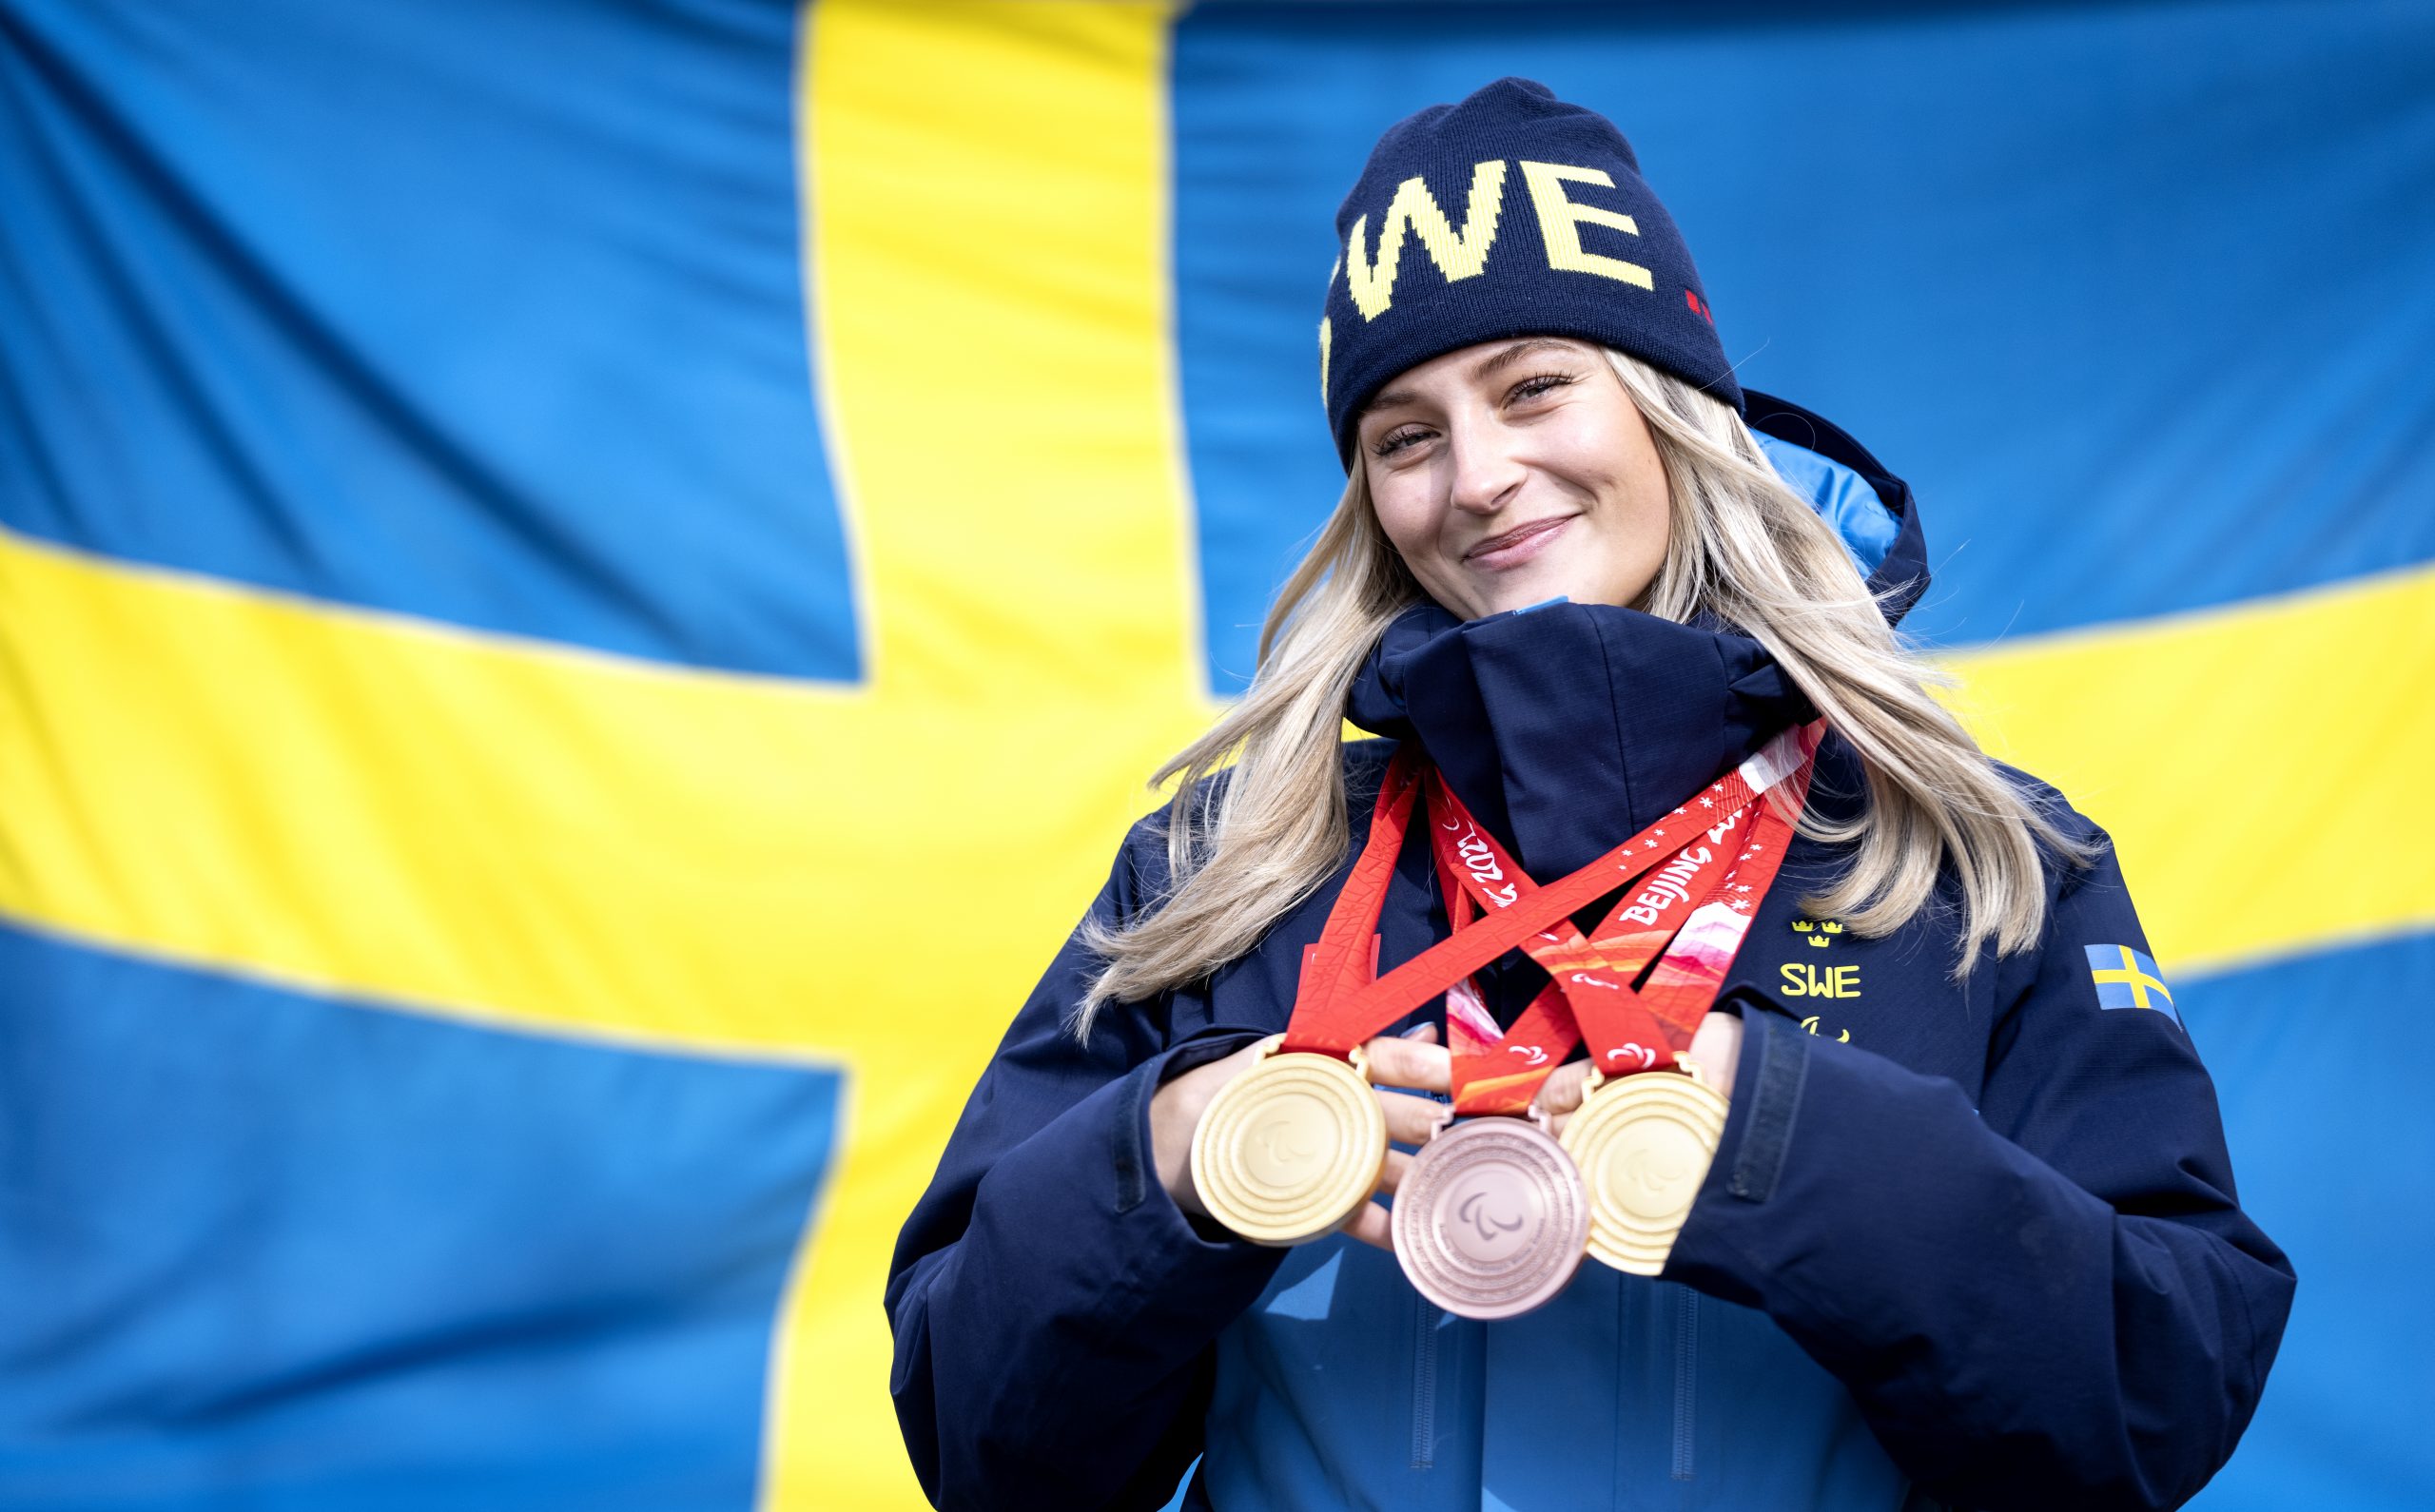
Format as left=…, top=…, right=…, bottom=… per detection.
left=1666, top=820, right=2295, bottom=1511
left=884, top=824, right=1283, bottom=1511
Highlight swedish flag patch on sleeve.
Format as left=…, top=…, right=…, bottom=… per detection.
left=2086, top=944, right=2180, bottom=1027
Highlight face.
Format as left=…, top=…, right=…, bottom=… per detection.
left=1356, top=337, right=1670, bottom=621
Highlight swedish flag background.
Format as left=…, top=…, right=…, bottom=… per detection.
left=2, top=2, right=2428, bottom=1507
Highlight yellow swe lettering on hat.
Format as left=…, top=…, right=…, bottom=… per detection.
left=1345, top=160, right=1509, bottom=320
left=1519, top=161, right=1651, bottom=290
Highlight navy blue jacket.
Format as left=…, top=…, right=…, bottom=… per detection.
left=886, top=394, right=2293, bottom=1511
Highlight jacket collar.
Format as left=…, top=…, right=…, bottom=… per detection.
left=1345, top=390, right=1924, bottom=881
left=1348, top=601, right=1812, bottom=878
left=1743, top=387, right=1928, bottom=624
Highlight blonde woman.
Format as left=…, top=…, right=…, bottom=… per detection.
left=888, top=80, right=2289, bottom=1512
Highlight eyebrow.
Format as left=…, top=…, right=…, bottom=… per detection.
left=1358, top=338, right=1584, bottom=418
left=1471, top=337, right=1579, bottom=382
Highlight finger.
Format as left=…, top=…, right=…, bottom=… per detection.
left=1178, top=1036, right=1271, bottom=1108
left=1377, top=1089, right=1451, bottom=1147
left=1375, top=1148, right=1414, bottom=1195
left=1401, top=1021, right=1440, bottom=1043
left=1687, top=1012, right=1743, bottom=1101
left=1343, top=1198, right=1395, bottom=1251
left=1532, top=1059, right=1594, bottom=1117
left=1366, top=1034, right=1451, bottom=1093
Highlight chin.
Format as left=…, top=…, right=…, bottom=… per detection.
left=1461, top=571, right=1607, bottom=619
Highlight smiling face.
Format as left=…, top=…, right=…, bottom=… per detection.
left=1356, top=338, right=1671, bottom=621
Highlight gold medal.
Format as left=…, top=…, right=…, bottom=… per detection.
left=1559, top=1056, right=1727, bottom=1275
left=1190, top=1034, right=1386, bottom=1246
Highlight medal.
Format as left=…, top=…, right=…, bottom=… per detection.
left=1187, top=755, right=1429, bottom=1249
left=1560, top=1056, right=1728, bottom=1275
left=1185, top=727, right=1819, bottom=1254
left=1421, top=725, right=1821, bottom=1278
left=1392, top=1113, right=1588, bottom=1318
left=1192, top=1035, right=1387, bottom=1245
left=1384, top=789, right=1597, bottom=1319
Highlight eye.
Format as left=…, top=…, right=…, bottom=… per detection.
left=1373, top=425, right=1432, bottom=458
left=1508, top=371, right=1579, bottom=405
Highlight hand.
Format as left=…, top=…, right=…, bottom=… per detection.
left=1530, top=1009, right=1743, bottom=1135
left=1152, top=1024, right=1451, bottom=1251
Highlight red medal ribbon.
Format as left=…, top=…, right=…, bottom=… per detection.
left=1423, top=719, right=1815, bottom=1106
left=1423, top=793, right=1582, bottom=1114
left=1278, top=726, right=1823, bottom=1080
left=1426, top=771, right=1734, bottom=1110
left=1585, top=722, right=1820, bottom=1072
left=1284, top=748, right=1427, bottom=1033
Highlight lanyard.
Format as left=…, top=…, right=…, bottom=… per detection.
left=1430, top=736, right=1814, bottom=1088
left=1284, top=747, right=1427, bottom=1039
left=1423, top=722, right=1816, bottom=1108
left=1278, top=724, right=1820, bottom=1063
left=1423, top=784, right=1589, bottom=1115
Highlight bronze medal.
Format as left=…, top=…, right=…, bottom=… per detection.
left=1191, top=1035, right=1386, bottom=1246
left=1392, top=1114, right=1588, bottom=1319
left=1560, top=1056, right=1727, bottom=1276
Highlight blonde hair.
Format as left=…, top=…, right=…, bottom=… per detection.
left=1075, top=348, right=2091, bottom=1034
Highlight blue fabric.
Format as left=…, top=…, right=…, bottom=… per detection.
left=2192, top=934, right=2435, bottom=1512
left=0, top=922, right=839, bottom=1508
left=1319, top=77, right=1741, bottom=460
left=1757, top=434, right=1897, bottom=576
left=886, top=397, right=2291, bottom=1509
left=1172, top=0, right=2435, bottom=682
left=0, top=0, right=858, bottom=679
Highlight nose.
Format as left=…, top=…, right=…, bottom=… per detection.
left=1445, top=410, right=1525, bottom=517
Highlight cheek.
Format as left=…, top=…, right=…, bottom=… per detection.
left=1568, top=428, right=1668, bottom=537
left=1604, top=481, right=1672, bottom=586
left=1620, top=466, right=1670, bottom=541
left=1619, top=430, right=1671, bottom=531
left=1367, top=479, right=1439, bottom=560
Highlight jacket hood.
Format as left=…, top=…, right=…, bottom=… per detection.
left=1346, top=390, right=1926, bottom=879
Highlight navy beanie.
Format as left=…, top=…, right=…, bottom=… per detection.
left=1321, top=78, right=1741, bottom=465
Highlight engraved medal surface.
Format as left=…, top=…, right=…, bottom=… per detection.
left=1392, top=1115, right=1588, bottom=1319
left=1560, top=1058, right=1728, bottom=1276
left=1192, top=1035, right=1386, bottom=1246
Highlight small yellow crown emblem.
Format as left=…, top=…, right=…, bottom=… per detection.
left=1792, top=918, right=1845, bottom=947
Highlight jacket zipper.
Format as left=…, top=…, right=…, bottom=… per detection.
left=1671, top=1288, right=1699, bottom=1481
left=1411, top=1293, right=1439, bottom=1470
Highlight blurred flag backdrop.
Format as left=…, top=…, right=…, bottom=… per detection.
left=3, top=1, right=2430, bottom=1507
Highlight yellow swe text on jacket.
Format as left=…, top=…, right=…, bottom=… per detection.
left=1782, top=962, right=1864, bottom=999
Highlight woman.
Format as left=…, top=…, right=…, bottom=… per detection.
left=888, top=79, right=2291, bottom=1512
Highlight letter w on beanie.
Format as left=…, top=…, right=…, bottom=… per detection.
left=1320, top=77, right=1742, bottom=465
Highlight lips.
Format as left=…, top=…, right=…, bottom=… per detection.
left=1463, top=514, right=1575, bottom=570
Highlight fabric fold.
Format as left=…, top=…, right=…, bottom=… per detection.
left=1348, top=598, right=1813, bottom=879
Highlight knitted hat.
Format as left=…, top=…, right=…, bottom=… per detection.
left=1320, top=78, right=1741, bottom=465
